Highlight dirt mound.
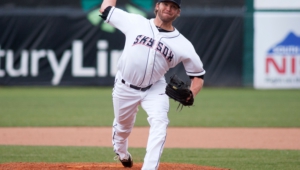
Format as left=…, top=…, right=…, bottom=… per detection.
left=0, top=162, right=229, bottom=170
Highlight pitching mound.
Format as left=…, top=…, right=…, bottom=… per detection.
left=0, top=162, right=229, bottom=170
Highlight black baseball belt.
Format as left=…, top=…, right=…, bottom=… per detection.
left=121, top=79, right=152, bottom=91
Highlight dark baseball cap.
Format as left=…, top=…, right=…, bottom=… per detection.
left=157, top=0, right=181, bottom=8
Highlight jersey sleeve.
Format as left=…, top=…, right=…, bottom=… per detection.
left=104, top=6, right=141, bottom=34
left=182, top=42, right=206, bottom=77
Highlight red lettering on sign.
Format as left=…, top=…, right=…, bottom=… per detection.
left=291, top=57, right=296, bottom=74
left=266, top=57, right=286, bottom=74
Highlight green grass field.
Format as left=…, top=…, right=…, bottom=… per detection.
left=0, top=87, right=300, bottom=170
left=1, top=87, right=299, bottom=127
left=0, top=146, right=299, bottom=170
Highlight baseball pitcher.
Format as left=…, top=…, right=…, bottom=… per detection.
left=99, top=0, right=205, bottom=169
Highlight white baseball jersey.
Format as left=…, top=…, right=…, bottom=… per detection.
left=105, top=7, right=205, bottom=87
left=103, top=6, right=205, bottom=170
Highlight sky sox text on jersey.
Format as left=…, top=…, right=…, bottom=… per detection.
left=133, top=35, right=174, bottom=62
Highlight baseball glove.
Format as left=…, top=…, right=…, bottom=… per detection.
left=165, top=75, right=194, bottom=110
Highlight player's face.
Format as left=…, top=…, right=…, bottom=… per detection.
left=156, top=2, right=180, bottom=23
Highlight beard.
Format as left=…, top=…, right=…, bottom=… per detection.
left=157, top=10, right=177, bottom=23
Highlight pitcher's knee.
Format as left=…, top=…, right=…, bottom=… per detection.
left=147, top=119, right=169, bottom=135
left=147, top=115, right=169, bottom=126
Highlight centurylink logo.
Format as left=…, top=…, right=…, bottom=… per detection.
left=81, top=0, right=152, bottom=33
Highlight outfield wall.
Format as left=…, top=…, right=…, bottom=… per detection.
left=11, top=0, right=300, bottom=89
left=0, top=4, right=244, bottom=86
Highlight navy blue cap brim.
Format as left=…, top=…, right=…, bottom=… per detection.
left=158, top=0, right=181, bottom=8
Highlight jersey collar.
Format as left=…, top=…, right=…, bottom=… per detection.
left=150, top=19, right=180, bottom=38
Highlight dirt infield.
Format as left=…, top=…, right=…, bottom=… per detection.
left=1, top=127, right=300, bottom=149
left=0, top=162, right=229, bottom=170
left=1, top=127, right=300, bottom=170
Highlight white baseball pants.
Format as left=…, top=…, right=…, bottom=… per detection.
left=112, top=73, right=169, bottom=170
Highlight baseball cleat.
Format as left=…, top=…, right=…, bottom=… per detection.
left=115, top=152, right=133, bottom=168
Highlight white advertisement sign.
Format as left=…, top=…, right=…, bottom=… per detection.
left=255, top=0, right=300, bottom=10
left=254, top=12, right=300, bottom=89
